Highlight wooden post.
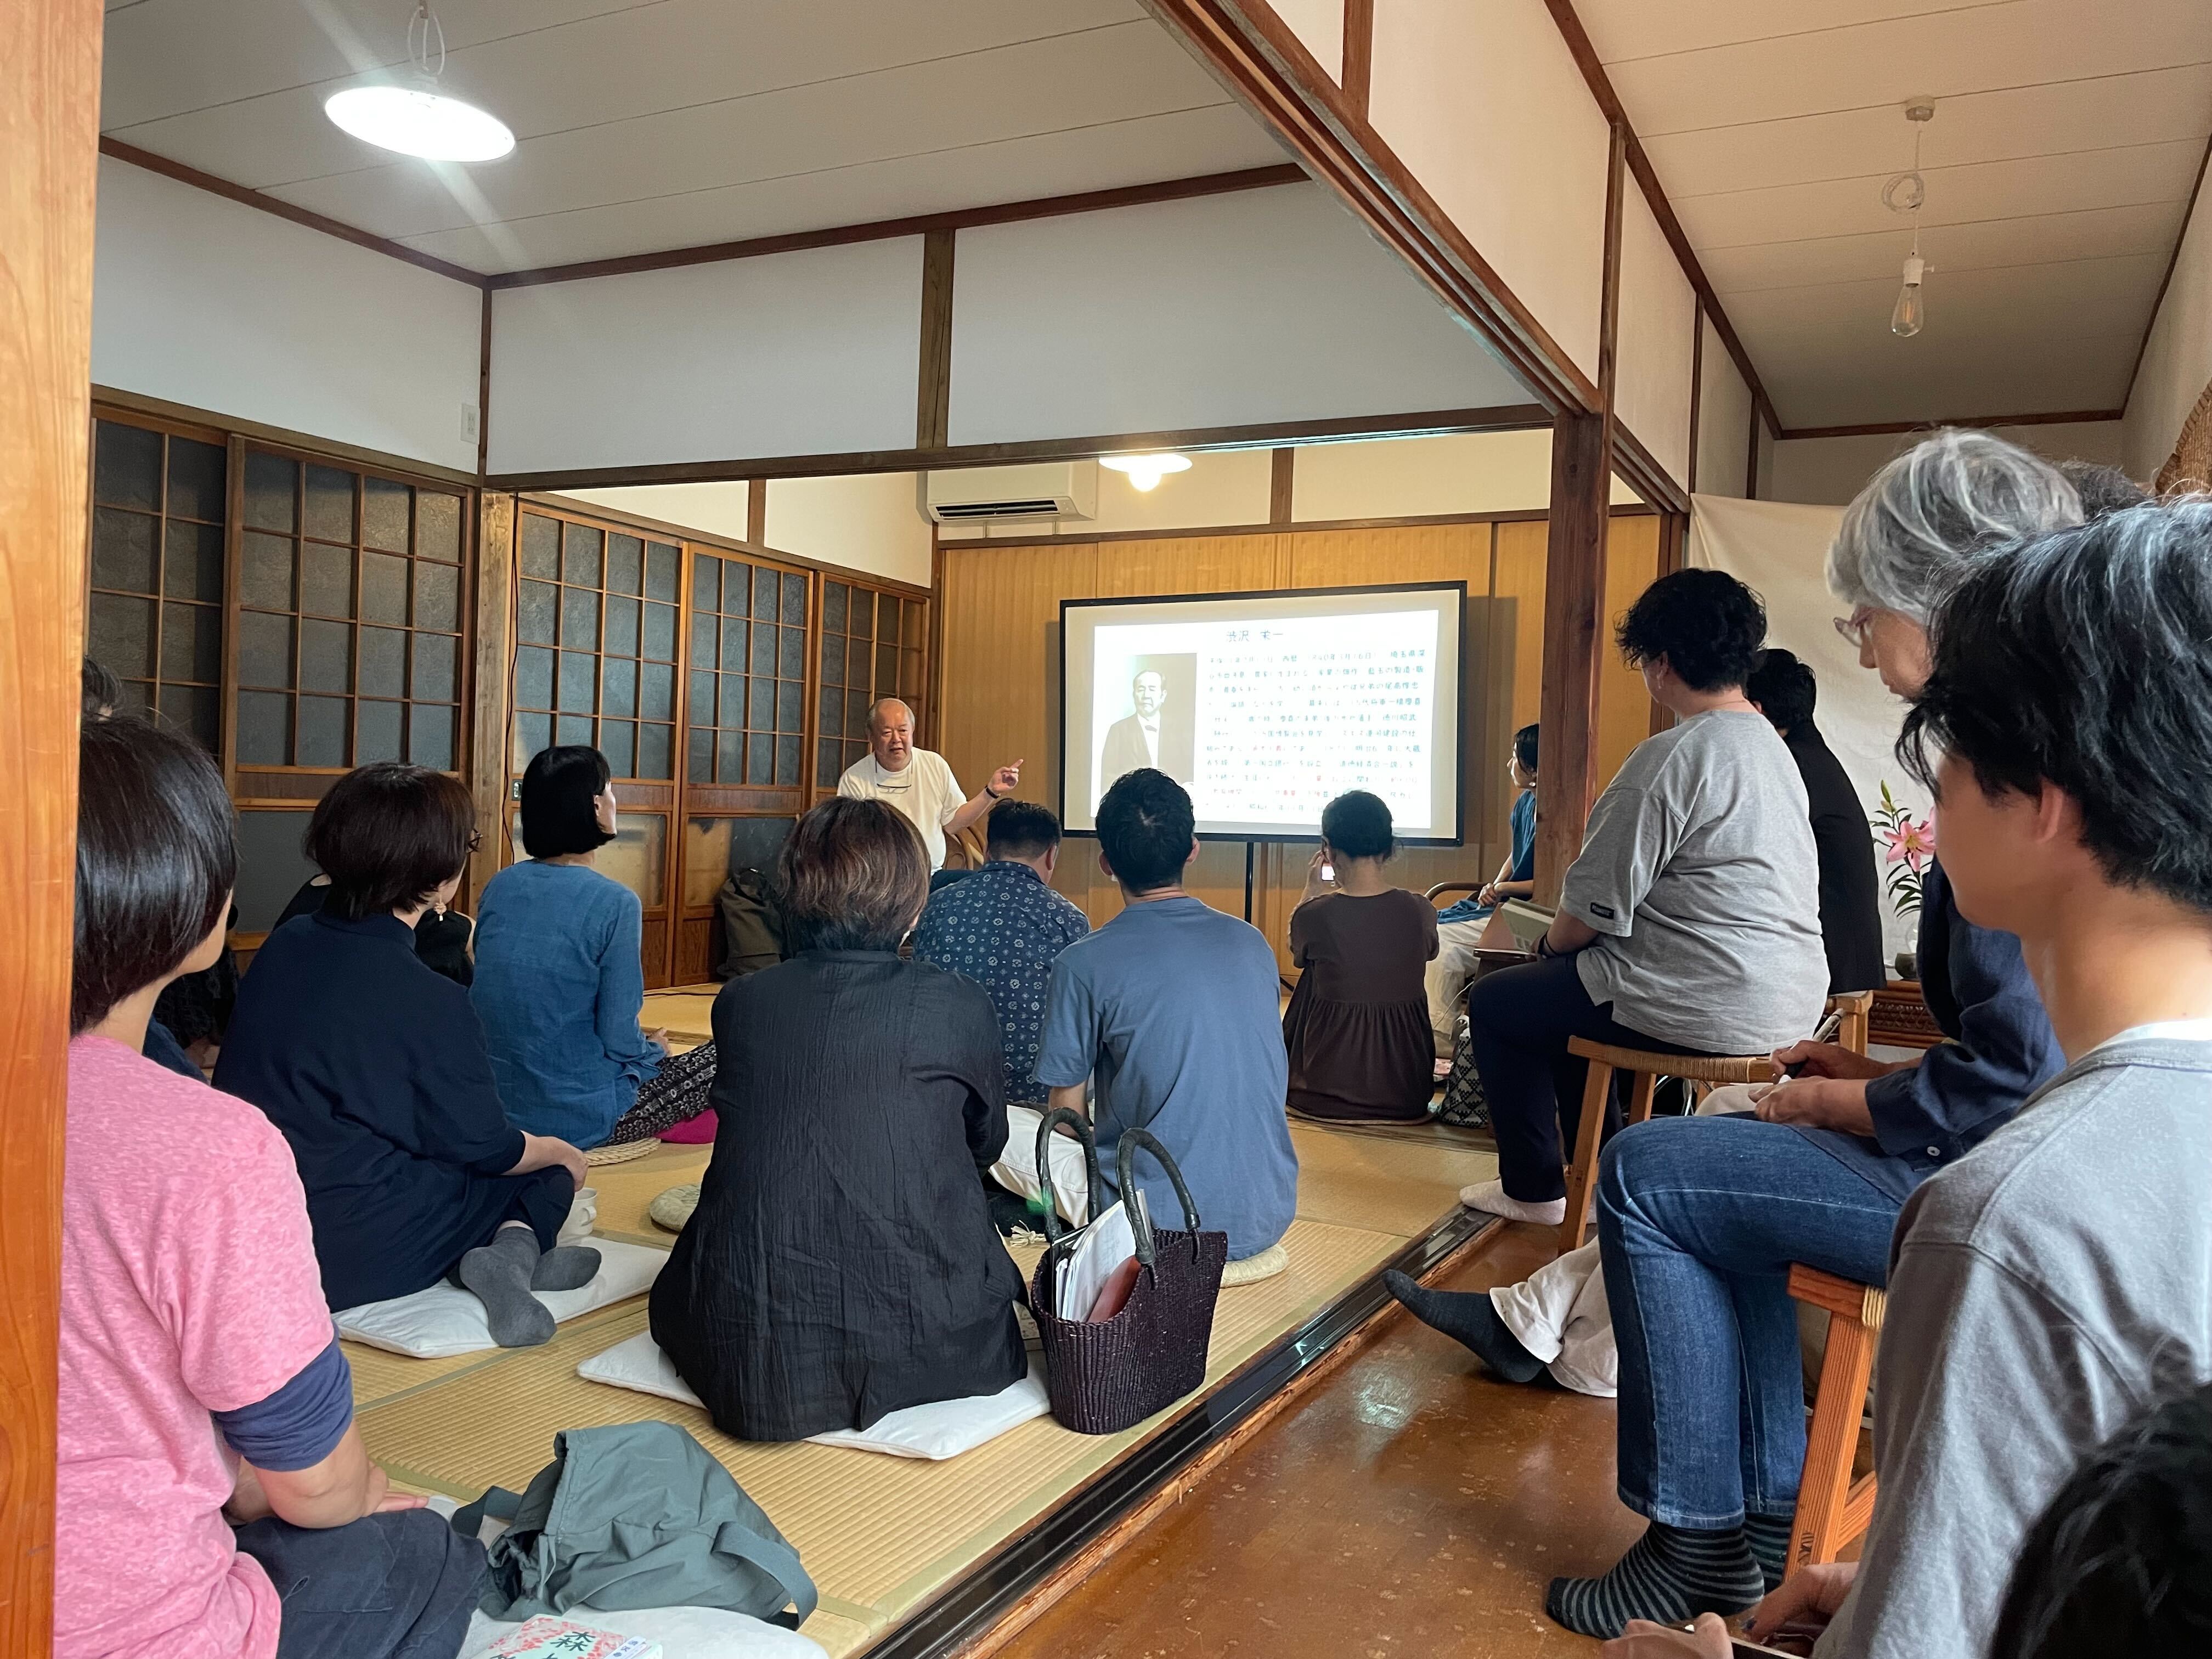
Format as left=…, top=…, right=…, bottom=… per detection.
left=1534, top=122, right=1627, bottom=906
left=468, top=492, right=516, bottom=897
left=0, top=0, right=103, bottom=1647
left=1535, top=413, right=1611, bottom=905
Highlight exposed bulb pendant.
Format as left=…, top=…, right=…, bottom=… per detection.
left=1891, top=252, right=1926, bottom=338
left=324, top=2, right=515, bottom=162
left=1884, top=100, right=1936, bottom=340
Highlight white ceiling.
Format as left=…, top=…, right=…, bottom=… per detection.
left=1578, top=0, right=2212, bottom=428
left=98, top=0, right=1290, bottom=275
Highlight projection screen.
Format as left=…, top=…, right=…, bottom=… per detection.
left=1059, top=582, right=1465, bottom=843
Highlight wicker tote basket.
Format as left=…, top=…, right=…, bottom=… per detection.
left=1026, top=1111, right=1227, bottom=1435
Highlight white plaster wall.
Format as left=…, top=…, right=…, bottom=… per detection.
left=557, top=482, right=752, bottom=543
left=2123, top=177, right=2212, bottom=482
left=1768, top=420, right=2127, bottom=507
left=91, top=156, right=483, bottom=471
left=947, top=183, right=1530, bottom=446
left=1695, top=316, right=1753, bottom=499
left=765, top=473, right=934, bottom=586
left=1613, top=186, right=1696, bottom=491
left=1366, top=0, right=1610, bottom=390
left=1270, top=0, right=1345, bottom=81
left=488, top=238, right=923, bottom=475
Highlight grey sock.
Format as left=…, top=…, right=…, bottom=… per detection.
left=1384, top=1269, right=1545, bottom=1384
left=458, top=1226, right=556, bottom=1347
left=1743, top=1511, right=1795, bottom=1593
left=1546, top=1522, right=1765, bottom=1639
left=531, top=1244, right=602, bottom=1292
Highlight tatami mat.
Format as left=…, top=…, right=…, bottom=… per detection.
left=347, top=1095, right=1496, bottom=1658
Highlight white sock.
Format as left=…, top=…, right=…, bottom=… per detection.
left=1459, top=1178, right=1566, bottom=1226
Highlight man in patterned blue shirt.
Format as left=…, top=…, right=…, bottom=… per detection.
left=913, top=800, right=1090, bottom=1107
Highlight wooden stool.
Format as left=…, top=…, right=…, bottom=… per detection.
left=1558, top=1040, right=1768, bottom=1255
left=1826, top=990, right=1874, bottom=1057
left=1786, top=1265, right=1883, bottom=1576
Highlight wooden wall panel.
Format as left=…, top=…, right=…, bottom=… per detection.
left=938, top=523, right=1523, bottom=972
left=2, top=0, right=100, bottom=1646
left=1596, top=513, right=1661, bottom=786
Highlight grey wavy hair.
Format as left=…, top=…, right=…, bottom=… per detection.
left=1828, top=428, right=2083, bottom=623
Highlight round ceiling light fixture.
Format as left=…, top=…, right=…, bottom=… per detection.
left=324, top=3, right=514, bottom=163
left=1099, top=453, right=1193, bottom=492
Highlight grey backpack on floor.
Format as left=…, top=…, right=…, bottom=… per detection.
left=451, top=1421, right=817, bottom=1628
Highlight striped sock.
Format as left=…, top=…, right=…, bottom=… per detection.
left=1743, top=1511, right=1795, bottom=1593
left=1545, top=1522, right=1765, bottom=1639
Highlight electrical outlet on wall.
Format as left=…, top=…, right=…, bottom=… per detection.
left=462, top=403, right=481, bottom=441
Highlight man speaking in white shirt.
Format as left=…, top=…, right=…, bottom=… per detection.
left=836, top=697, right=1020, bottom=871
left=1099, top=670, right=1193, bottom=789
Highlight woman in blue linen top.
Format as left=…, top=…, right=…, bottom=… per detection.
left=471, top=747, right=717, bottom=1148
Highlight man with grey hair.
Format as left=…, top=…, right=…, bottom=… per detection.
left=835, top=697, right=1019, bottom=871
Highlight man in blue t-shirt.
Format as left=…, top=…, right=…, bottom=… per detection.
left=1426, top=723, right=1539, bottom=1056
left=1024, top=769, right=1297, bottom=1264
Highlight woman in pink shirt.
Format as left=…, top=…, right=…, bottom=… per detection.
left=58, top=716, right=485, bottom=1659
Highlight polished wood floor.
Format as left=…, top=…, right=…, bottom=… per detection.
left=996, top=1222, right=1638, bottom=1659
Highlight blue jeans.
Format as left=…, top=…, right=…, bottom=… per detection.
left=1597, top=1115, right=1902, bottom=1528
left=235, top=1507, right=486, bottom=1659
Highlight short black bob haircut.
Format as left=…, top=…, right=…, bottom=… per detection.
left=1745, top=647, right=1818, bottom=732
left=1097, top=768, right=1195, bottom=894
left=74, top=716, right=237, bottom=1034
left=1614, top=568, right=1767, bottom=693
left=520, top=744, right=616, bottom=859
left=1513, top=723, right=1539, bottom=774
left=1900, top=501, right=2212, bottom=915
left=985, top=798, right=1062, bottom=861
left=778, top=796, right=930, bottom=952
left=1991, top=1379, right=2212, bottom=1659
left=1320, top=791, right=1394, bottom=861
left=305, top=763, right=477, bottom=922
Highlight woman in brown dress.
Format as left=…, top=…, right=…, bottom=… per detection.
left=1283, top=792, right=1441, bottom=1122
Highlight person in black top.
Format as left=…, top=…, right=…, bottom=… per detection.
left=218, top=764, right=596, bottom=1345
left=651, top=797, right=1025, bottom=1441
left=1745, top=648, right=1886, bottom=994
left=273, top=875, right=474, bottom=986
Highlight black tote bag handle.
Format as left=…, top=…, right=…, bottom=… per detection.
left=1033, top=1105, right=1102, bottom=1246
left=1115, top=1126, right=1204, bottom=1268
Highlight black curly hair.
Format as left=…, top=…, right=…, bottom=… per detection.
left=1614, top=568, right=1767, bottom=692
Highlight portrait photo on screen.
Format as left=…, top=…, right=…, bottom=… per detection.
left=1059, top=583, right=1465, bottom=844
left=1096, top=653, right=1196, bottom=792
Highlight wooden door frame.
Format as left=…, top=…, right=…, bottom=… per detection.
left=2, top=1, right=103, bottom=1648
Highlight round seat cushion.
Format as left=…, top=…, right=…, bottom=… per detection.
left=647, top=1183, right=701, bottom=1233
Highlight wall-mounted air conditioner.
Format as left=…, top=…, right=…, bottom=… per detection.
left=923, top=460, right=1098, bottom=524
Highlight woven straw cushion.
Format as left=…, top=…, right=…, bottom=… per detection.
left=648, top=1182, right=701, bottom=1232
left=585, top=1136, right=662, bottom=1167
left=1221, top=1243, right=1289, bottom=1286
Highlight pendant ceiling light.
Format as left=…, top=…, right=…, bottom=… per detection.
left=1884, top=101, right=1936, bottom=338
left=325, top=2, right=515, bottom=162
left=1099, top=453, right=1193, bottom=492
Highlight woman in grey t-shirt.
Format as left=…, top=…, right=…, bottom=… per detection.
left=1456, top=568, right=1827, bottom=1229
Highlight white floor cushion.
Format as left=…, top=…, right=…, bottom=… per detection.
left=458, top=1606, right=825, bottom=1659
left=578, top=1331, right=1050, bottom=1459
left=336, top=1239, right=668, bottom=1358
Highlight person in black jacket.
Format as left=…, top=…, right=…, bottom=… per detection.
left=651, top=797, right=1025, bottom=1442
left=218, top=765, right=594, bottom=1345
left=1745, top=648, right=1886, bottom=994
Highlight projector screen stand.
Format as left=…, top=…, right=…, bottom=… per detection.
left=1243, top=840, right=1256, bottom=925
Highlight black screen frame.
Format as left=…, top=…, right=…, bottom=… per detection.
left=1056, top=578, right=1469, bottom=848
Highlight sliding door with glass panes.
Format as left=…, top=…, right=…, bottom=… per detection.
left=675, top=546, right=815, bottom=982
left=509, top=505, right=686, bottom=984
left=815, top=577, right=929, bottom=792
left=84, top=415, right=228, bottom=749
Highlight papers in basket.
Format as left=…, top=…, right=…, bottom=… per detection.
left=1054, top=1198, right=1136, bottom=1320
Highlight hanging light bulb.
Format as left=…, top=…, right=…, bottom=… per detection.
left=1891, top=253, right=1926, bottom=338
left=1099, top=453, right=1193, bottom=492
left=325, top=3, right=515, bottom=162
left=1883, top=100, right=1936, bottom=340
